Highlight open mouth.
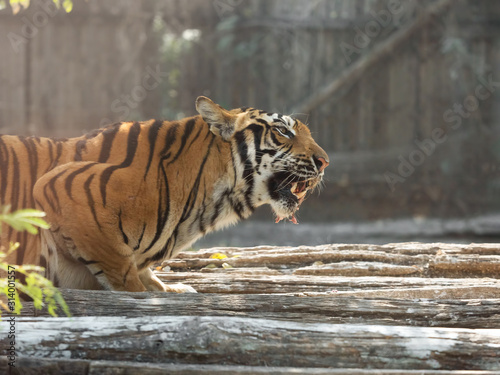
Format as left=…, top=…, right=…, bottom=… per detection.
left=289, top=180, right=313, bottom=201
left=268, top=172, right=319, bottom=225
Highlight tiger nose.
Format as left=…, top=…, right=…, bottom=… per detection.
left=313, top=155, right=329, bottom=172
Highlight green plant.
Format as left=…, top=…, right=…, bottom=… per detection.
left=0, top=206, right=70, bottom=318
left=0, top=0, right=73, bottom=13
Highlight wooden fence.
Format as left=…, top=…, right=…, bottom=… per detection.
left=0, top=0, right=160, bottom=137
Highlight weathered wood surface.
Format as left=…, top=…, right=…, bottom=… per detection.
left=8, top=242, right=500, bottom=373
left=166, top=243, right=500, bottom=278
left=157, top=243, right=500, bottom=298
left=2, top=316, right=500, bottom=370
left=23, top=290, right=500, bottom=328
left=2, top=358, right=498, bottom=375
left=156, top=272, right=500, bottom=297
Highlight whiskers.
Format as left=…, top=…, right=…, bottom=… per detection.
left=288, top=112, right=310, bottom=127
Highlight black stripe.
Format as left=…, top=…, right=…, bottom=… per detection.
left=53, top=274, right=60, bottom=287
left=167, top=118, right=196, bottom=165
left=65, top=163, right=97, bottom=200
left=45, top=140, right=54, bottom=173
left=18, top=181, right=30, bottom=262
left=134, top=222, right=147, bottom=251
left=160, top=123, right=179, bottom=160
left=39, top=255, right=47, bottom=269
left=98, top=124, right=121, bottom=163
left=186, top=123, right=204, bottom=150
left=84, top=173, right=101, bottom=230
left=53, top=141, right=63, bottom=168
left=256, top=118, right=268, bottom=126
left=148, top=237, right=173, bottom=265
left=142, top=162, right=170, bottom=253
left=197, top=191, right=208, bottom=233
left=269, top=130, right=282, bottom=145
left=234, top=131, right=255, bottom=211
left=94, top=270, right=104, bottom=276
left=8, top=147, right=20, bottom=260
left=74, top=139, right=87, bottom=161
left=123, top=263, right=132, bottom=285
left=77, top=257, right=98, bottom=265
left=178, top=135, right=215, bottom=224
left=43, top=169, right=68, bottom=214
left=99, top=122, right=141, bottom=207
left=10, top=149, right=20, bottom=213
left=144, top=120, right=163, bottom=180
left=0, top=138, right=9, bottom=205
left=230, top=195, right=245, bottom=220
left=210, top=194, right=226, bottom=226
left=84, top=127, right=105, bottom=140
left=19, top=137, right=39, bottom=206
left=118, top=209, right=129, bottom=245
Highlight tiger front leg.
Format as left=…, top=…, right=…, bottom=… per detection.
left=139, top=267, right=197, bottom=293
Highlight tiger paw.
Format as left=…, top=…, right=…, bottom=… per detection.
left=164, top=283, right=197, bottom=293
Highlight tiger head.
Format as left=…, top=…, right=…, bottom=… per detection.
left=196, top=96, right=329, bottom=224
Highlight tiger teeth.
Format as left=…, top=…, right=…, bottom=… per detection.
left=290, top=182, right=298, bottom=193
left=295, top=191, right=307, bottom=199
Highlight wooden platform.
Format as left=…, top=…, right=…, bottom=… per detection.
left=2, top=243, right=500, bottom=374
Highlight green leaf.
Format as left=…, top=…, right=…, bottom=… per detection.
left=9, top=0, right=30, bottom=14
left=10, top=208, right=47, bottom=218
left=0, top=207, right=50, bottom=235
left=62, top=0, right=72, bottom=12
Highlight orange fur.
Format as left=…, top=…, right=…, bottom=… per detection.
left=1, top=97, right=329, bottom=292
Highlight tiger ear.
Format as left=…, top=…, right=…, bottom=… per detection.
left=196, top=96, right=235, bottom=141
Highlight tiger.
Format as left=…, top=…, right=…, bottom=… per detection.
left=0, top=97, right=329, bottom=292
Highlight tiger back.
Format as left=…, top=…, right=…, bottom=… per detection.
left=1, top=97, right=329, bottom=292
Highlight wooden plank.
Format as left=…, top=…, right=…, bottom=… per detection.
left=22, top=289, right=500, bottom=328
left=3, top=357, right=496, bottom=375
left=3, top=316, right=500, bottom=370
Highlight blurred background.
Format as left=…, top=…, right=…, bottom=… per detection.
left=1, top=0, right=500, bottom=246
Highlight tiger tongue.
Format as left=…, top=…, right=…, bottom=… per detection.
left=274, top=214, right=298, bottom=224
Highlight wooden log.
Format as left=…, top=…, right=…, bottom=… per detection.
left=165, top=249, right=428, bottom=270
left=294, top=261, right=424, bottom=276
left=2, top=316, right=500, bottom=370
left=155, top=271, right=500, bottom=296
left=2, top=357, right=498, bottom=375
left=22, top=290, right=500, bottom=329
left=164, top=244, right=500, bottom=279
left=3, top=357, right=498, bottom=375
